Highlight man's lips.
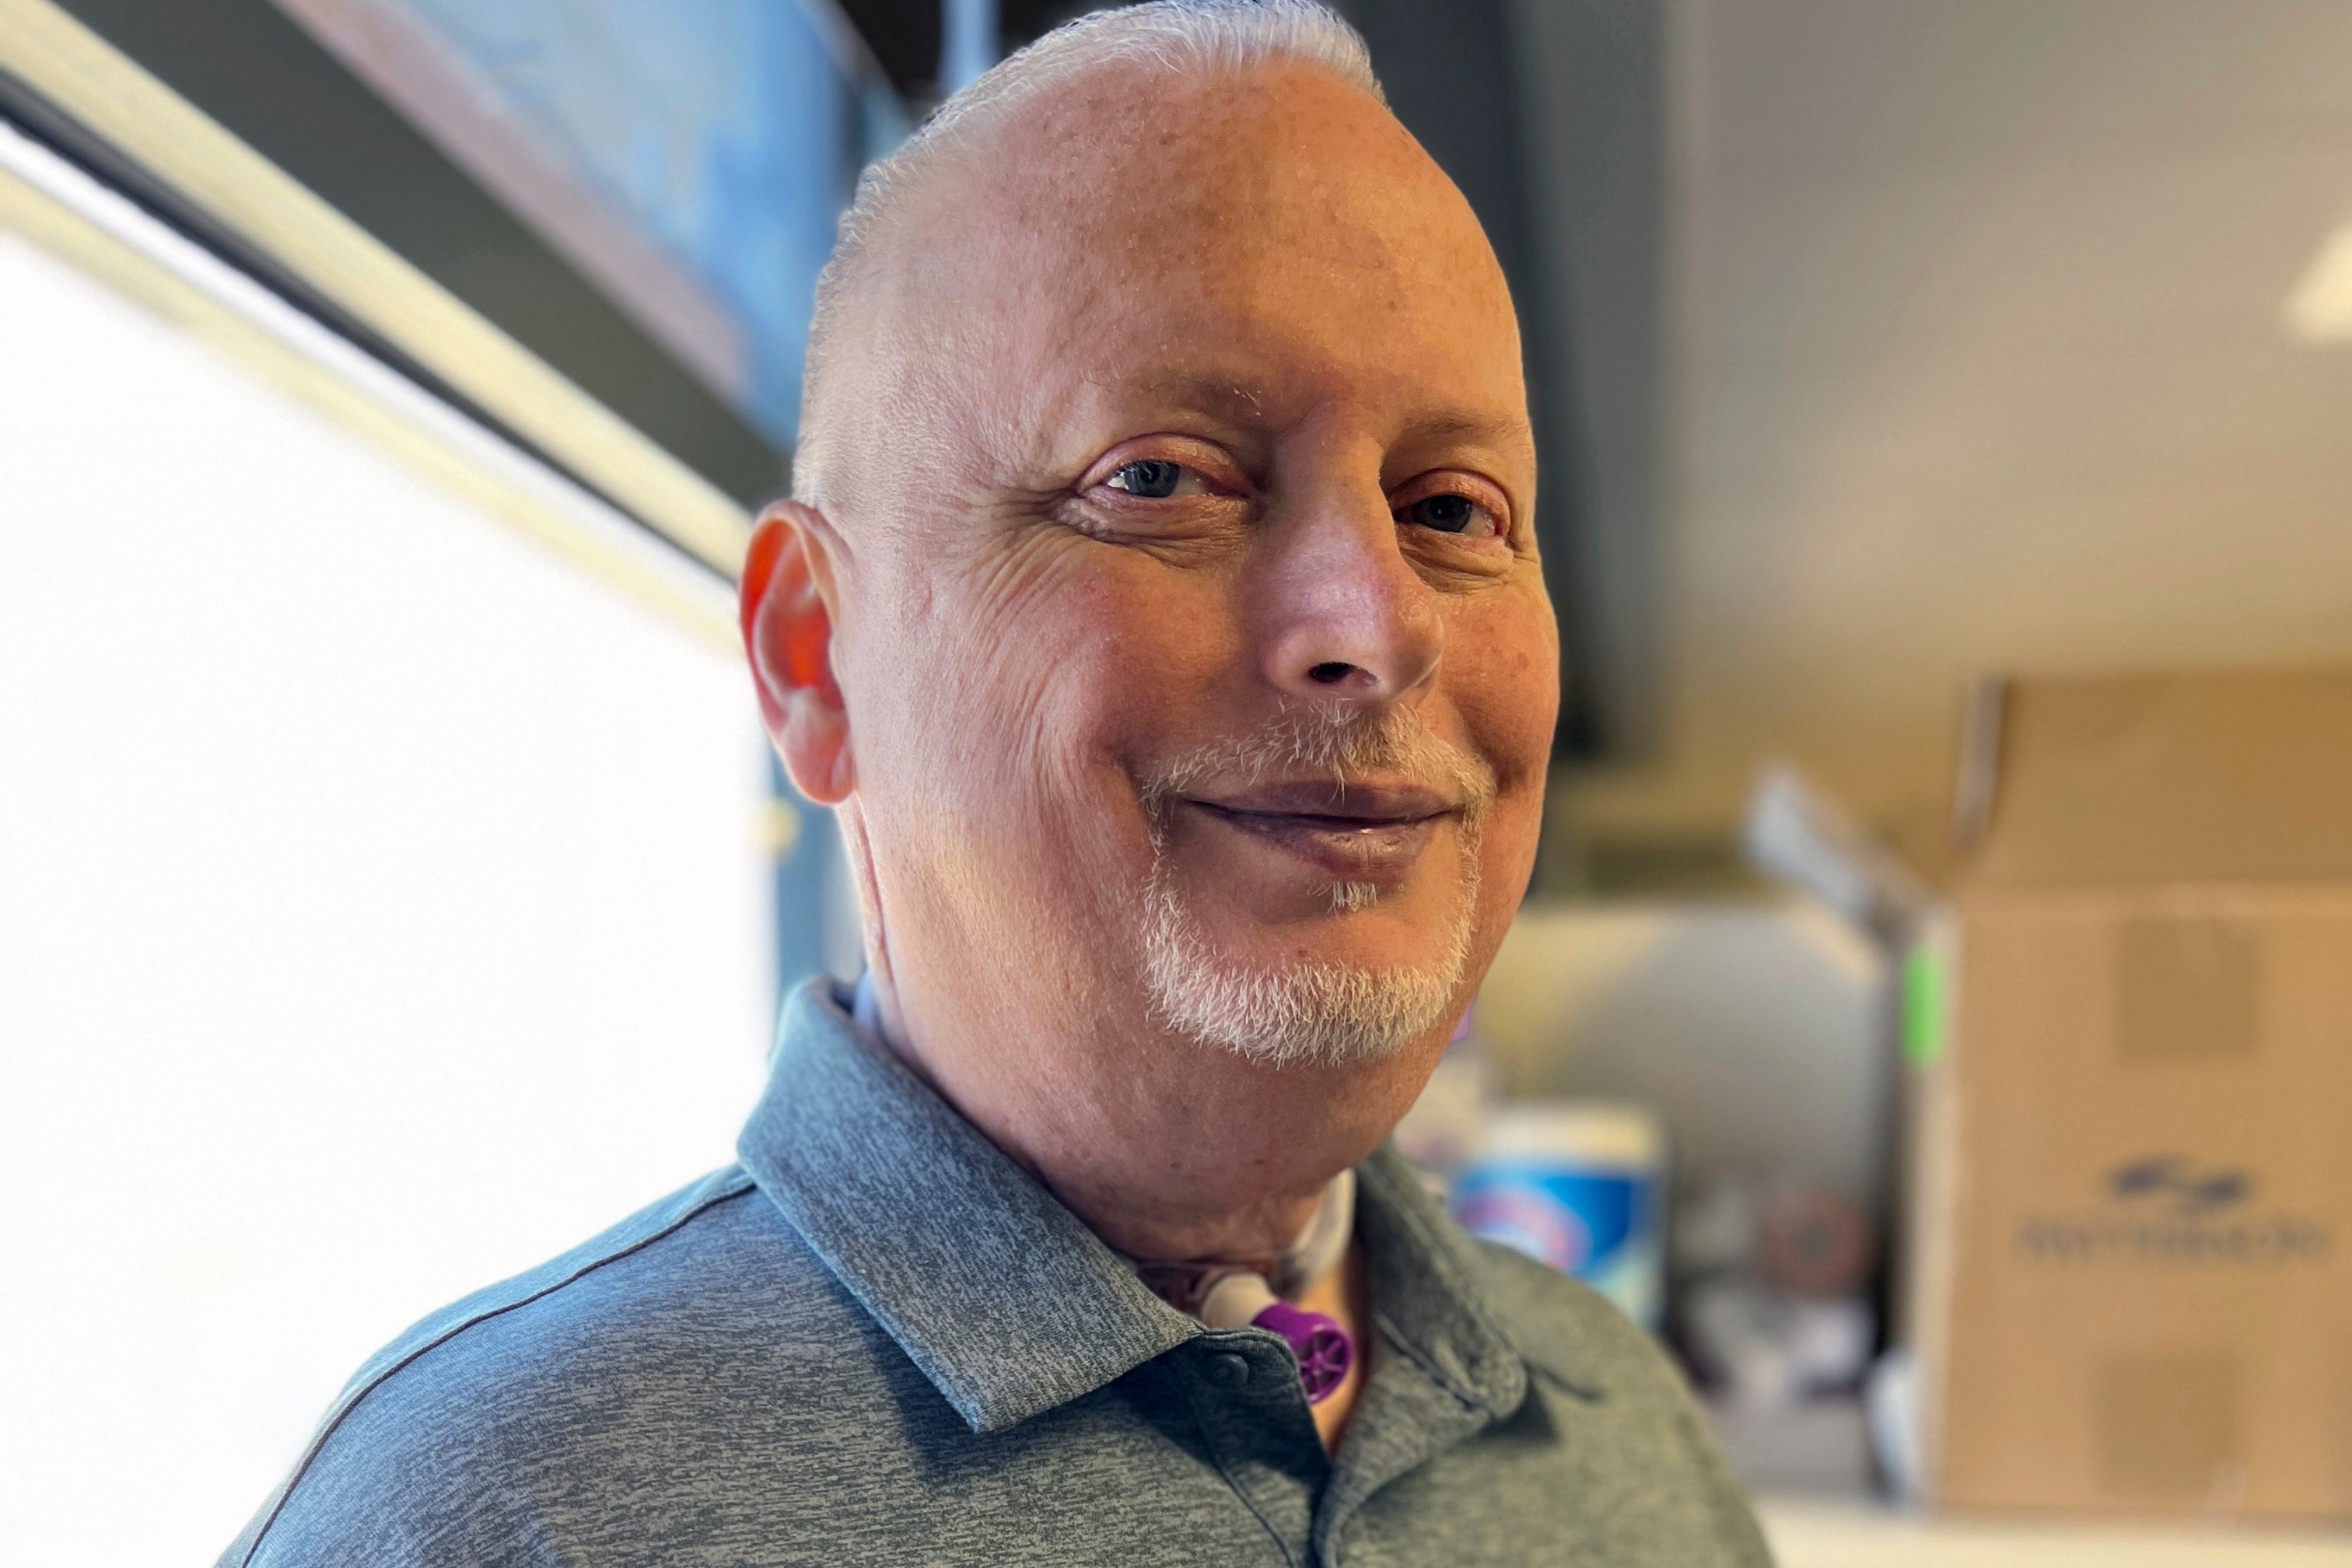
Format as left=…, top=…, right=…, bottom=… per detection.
left=1184, top=779, right=1458, bottom=880
left=1195, top=779, right=1458, bottom=821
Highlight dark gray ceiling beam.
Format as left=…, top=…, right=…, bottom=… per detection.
left=1342, top=0, right=1665, bottom=762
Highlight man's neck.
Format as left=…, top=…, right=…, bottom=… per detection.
left=855, top=964, right=1360, bottom=1262
left=857, top=962, right=1377, bottom=1450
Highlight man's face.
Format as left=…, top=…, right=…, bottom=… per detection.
left=825, top=64, right=1557, bottom=1075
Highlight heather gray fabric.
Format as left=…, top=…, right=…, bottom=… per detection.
left=220, top=979, right=1771, bottom=1566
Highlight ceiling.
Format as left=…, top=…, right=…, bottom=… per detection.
left=1567, top=0, right=2352, bottom=873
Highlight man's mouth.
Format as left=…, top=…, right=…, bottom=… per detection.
left=1185, top=780, right=1456, bottom=881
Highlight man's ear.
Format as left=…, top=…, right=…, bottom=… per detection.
left=741, top=501, right=854, bottom=805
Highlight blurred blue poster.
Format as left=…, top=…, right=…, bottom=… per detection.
left=279, top=0, right=909, bottom=443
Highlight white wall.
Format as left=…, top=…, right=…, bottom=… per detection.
left=1477, top=898, right=1890, bottom=1208
left=0, top=226, right=774, bottom=1565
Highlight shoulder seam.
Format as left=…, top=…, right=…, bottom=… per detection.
left=233, top=1170, right=758, bottom=1566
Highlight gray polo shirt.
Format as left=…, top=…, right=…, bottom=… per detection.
left=221, top=980, right=1769, bottom=1566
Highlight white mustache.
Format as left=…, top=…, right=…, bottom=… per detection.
left=1142, top=702, right=1497, bottom=824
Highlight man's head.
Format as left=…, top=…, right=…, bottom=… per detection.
left=744, top=0, right=1558, bottom=1210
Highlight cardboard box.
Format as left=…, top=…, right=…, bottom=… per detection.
left=1905, top=669, right=2352, bottom=1521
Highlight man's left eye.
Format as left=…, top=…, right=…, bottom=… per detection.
left=1104, top=459, right=1193, bottom=499
left=1398, top=492, right=1498, bottom=537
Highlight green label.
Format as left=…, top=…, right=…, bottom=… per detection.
left=1902, top=944, right=1948, bottom=1069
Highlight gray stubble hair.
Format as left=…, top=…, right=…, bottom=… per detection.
left=1137, top=704, right=1493, bottom=1069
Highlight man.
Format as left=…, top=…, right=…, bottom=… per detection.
left=224, top=3, right=1769, bottom=1563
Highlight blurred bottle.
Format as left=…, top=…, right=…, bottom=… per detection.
left=1452, top=1101, right=1668, bottom=1331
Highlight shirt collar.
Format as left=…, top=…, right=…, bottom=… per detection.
left=737, top=978, right=1199, bottom=1433
left=738, top=976, right=1546, bottom=1435
left=1353, top=1143, right=1531, bottom=1418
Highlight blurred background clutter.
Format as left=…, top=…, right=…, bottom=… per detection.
left=3, top=2, right=2350, bottom=1564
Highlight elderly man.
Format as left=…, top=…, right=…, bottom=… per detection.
left=224, top=4, right=1767, bottom=1564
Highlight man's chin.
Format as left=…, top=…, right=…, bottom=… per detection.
left=1139, top=881, right=1472, bottom=1070
left=1209, top=893, right=1455, bottom=968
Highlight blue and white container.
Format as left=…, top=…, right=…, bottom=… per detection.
left=1451, top=1101, right=1668, bottom=1330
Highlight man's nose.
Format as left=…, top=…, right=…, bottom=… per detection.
left=1254, top=481, right=1444, bottom=703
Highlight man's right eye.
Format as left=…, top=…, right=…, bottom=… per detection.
left=1104, top=459, right=1189, bottom=499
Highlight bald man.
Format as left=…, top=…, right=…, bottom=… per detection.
left=222, top=5, right=1769, bottom=1565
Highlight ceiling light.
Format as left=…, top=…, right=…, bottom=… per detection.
left=2284, top=222, right=2352, bottom=343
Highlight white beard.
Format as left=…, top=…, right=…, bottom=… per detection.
left=1134, top=702, right=1490, bottom=1069
left=1138, top=840, right=1479, bottom=1068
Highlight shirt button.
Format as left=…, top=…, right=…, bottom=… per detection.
left=1205, top=1353, right=1252, bottom=1390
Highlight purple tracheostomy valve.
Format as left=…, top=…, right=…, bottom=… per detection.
left=1174, top=1178, right=1360, bottom=1407
left=1252, top=1301, right=1354, bottom=1404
